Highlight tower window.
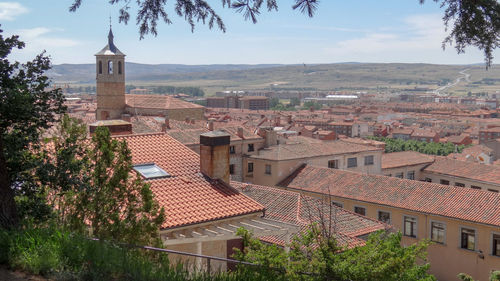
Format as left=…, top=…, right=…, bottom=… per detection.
left=98, top=61, right=102, bottom=74
left=108, top=60, right=113, bottom=74
left=118, top=61, right=122, bottom=74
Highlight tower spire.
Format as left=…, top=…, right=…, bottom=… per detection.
left=108, top=17, right=116, bottom=53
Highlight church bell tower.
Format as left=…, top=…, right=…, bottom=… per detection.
left=95, top=25, right=126, bottom=120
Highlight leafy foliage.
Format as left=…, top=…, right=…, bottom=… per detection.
left=0, top=27, right=66, bottom=228
left=368, top=136, right=466, bottom=156
left=234, top=226, right=435, bottom=281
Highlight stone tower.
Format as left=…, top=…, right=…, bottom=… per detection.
left=95, top=27, right=126, bottom=120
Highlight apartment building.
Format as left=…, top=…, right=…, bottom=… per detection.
left=479, top=127, right=500, bottom=144
left=278, top=165, right=500, bottom=281
left=382, top=151, right=434, bottom=180
left=206, top=96, right=269, bottom=110
left=243, top=136, right=383, bottom=186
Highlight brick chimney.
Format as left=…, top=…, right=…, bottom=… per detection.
left=200, top=131, right=230, bottom=183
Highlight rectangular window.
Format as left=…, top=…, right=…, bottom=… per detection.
left=424, top=178, right=432, bottom=182
left=431, top=222, right=445, bottom=244
left=229, top=164, right=235, bottom=175
left=347, top=157, right=357, bottom=168
left=488, top=189, right=499, bottom=193
left=354, top=206, right=366, bottom=216
left=364, top=155, right=374, bottom=165
left=471, top=185, right=481, bottom=190
left=455, top=182, right=465, bottom=187
left=229, top=146, right=235, bottom=154
left=265, top=164, right=271, bottom=175
left=461, top=228, right=476, bottom=251
left=407, top=171, right=415, bottom=180
left=440, top=179, right=450, bottom=185
left=328, top=160, right=339, bottom=169
left=395, top=172, right=404, bottom=179
left=247, top=144, right=254, bottom=152
left=331, top=201, right=343, bottom=208
left=403, top=216, right=417, bottom=238
left=247, top=163, right=253, bottom=173
left=378, top=211, right=391, bottom=224
left=493, top=234, right=500, bottom=256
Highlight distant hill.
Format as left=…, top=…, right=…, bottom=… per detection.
left=48, top=63, right=284, bottom=83
left=49, top=62, right=500, bottom=96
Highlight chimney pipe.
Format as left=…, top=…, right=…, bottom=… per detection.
left=237, top=127, right=244, bottom=139
left=200, top=131, right=231, bottom=183
left=208, top=120, right=214, bottom=131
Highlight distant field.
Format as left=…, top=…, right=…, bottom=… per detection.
left=52, top=63, right=500, bottom=96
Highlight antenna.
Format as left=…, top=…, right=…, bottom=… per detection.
left=109, top=15, right=112, bottom=29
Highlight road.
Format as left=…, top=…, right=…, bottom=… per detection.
left=432, top=68, right=470, bottom=96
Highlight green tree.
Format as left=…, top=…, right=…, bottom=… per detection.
left=70, top=0, right=499, bottom=66
left=67, top=126, right=165, bottom=245
left=0, top=28, right=66, bottom=229
left=458, top=271, right=500, bottom=281
left=234, top=226, right=435, bottom=281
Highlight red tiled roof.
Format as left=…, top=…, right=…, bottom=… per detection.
left=231, top=182, right=386, bottom=248
left=125, top=94, right=204, bottom=109
left=117, top=133, right=264, bottom=229
left=382, top=151, right=435, bottom=169
left=411, top=128, right=438, bottom=138
left=250, top=137, right=382, bottom=161
left=279, top=165, right=500, bottom=226
left=424, top=157, right=500, bottom=186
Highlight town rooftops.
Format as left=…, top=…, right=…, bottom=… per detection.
left=125, top=94, right=204, bottom=110
left=249, top=137, right=382, bottom=161
left=231, top=182, right=386, bottom=248
left=423, top=156, right=500, bottom=186
left=279, top=165, right=500, bottom=226
left=392, top=128, right=414, bottom=135
left=382, top=151, right=435, bottom=169
left=116, top=133, right=264, bottom=229
left=411, top=128, right=438, bottom=138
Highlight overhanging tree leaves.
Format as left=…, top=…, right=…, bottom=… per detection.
left=70, top=0, right=499, bottom=67
left=0, top=28, right=66, bottom=228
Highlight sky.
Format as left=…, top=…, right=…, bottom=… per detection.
left=2, top=0, right=498, bottom=65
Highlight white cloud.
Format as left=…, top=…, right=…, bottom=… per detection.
left=0, top=2, right=28, bottom=20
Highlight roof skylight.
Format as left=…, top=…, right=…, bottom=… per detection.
left=133, top=163, right=170, bottom=179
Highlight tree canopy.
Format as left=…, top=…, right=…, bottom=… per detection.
left=70, top=0, right=499, bottom=67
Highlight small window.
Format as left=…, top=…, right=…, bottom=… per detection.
left=265, top=164, right=271, bottom=175
left=403, top=216, right=417, bottom=238
left=440, top=179, right=450, bottom=185
left=248, top=144, right=254, bottom=152
left=395, top=172, right=404, bottom=179
left=98, top=61, right=102, bottom=74
left=229, top=146, right=235, bottom=154
left=328, top=160, right=339, bottom=169
left=431, top=222, right=445, bottom=244
left=331, top=201, right=343, bottom=208
left=133, top=163, right=170, bottom=179
left=455, top=182, right=465, bottom=187
left=407, top=171, right=415, bottom=180
left=493, top=234, right=500, bottom=256
left=354, top=206, right=366, bottom=216
left=347, top=157, right=357, bottom=168
left=364, top=155, right=374, bottom=165
left=108, top=60, right=113, bottom=74
left=471, top=185, right=481, bottom=190
left=461, top=228, right=476, bottom=251
left=488, top=189, right=499, bottom=193
left=229, top=164, right=235, bottom=175
left=247, top=163, right=254, bottom=173
left=118, top=61, right=122, bottom=74
left=378, top=211, right=391, bottom=224
left=424, top=178, right=432, bottom=182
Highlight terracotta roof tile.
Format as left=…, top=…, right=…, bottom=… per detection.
left=279, top=165, right=500, bottom=226
left=382, top=151, right=435, bottom=169
left=116, top=133, right=264, bottom=228
left=125, top=94, right=204, bottom=110
left=424, top=156, right=500, bottom=186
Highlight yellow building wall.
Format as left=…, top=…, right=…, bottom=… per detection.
left=287, top=190, right=500, bottom=281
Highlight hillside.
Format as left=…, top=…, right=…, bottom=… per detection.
left=49, top=63, right=500, bottom=96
